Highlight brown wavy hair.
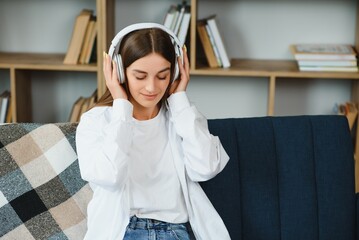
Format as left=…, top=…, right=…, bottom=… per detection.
left=95, top=28, right=176, bottom=107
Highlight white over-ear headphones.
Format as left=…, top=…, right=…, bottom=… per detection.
left=108, top=22, right=183, bottom=84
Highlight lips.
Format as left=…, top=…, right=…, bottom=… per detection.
left=142, top=93, right=158, bottom=100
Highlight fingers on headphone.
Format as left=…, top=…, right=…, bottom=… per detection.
left=103, top=52, right=110, bottom=70
left=112, top=61, right=118, bottom=80
left=103, top=52, right=115, bottom=70
left=103, top=52, right=116, bottom=82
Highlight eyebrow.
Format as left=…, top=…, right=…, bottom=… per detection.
left=132, top=67, right=171, bottom=74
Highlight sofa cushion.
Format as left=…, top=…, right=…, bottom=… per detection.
left=0, top=123, right=91, bottom=239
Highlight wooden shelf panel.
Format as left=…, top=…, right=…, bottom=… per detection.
left=192, top=59, right=359, bottom=79
left=0, top=52, right=97, bottom=72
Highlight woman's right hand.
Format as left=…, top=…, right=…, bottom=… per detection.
left=103, top=52, right=128, bottom=100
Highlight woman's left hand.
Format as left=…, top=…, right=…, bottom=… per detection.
left=169, top=45, right=190, bottom=94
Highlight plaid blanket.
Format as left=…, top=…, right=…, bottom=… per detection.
left=0, top=123, right=92, bottom=240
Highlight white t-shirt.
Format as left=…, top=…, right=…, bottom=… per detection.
left=128, top=106, right=189, bottom=223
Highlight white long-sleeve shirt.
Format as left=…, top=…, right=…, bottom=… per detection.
left=76, top=92, right=231, bottom=240
left=129, top=106, right=188, bottom=223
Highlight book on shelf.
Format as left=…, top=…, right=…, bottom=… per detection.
left=173, top=2, right=186, bottom=36
left=197, top=15, right=230, bottom=68
left=69, top=97, right=86, bottom=122
left=163, top=1, right=191, bottom=46
left=79, top=16, right=97, bottom=64
left=0, top=90, right=11, bottom=123
left=290, top=44, right=357, bottom=61
left=205, top=24, right=222, bottom=67
left=63, top=9, right=93, bottom=65
left=6, top=103, right=12, bottom=123
left=177, top=5, right=191, bottom=46
left=197, top=21, right=219, bottom=68
left=163, top=5, right=178, bottom=30
left=299, top=65, right=359, bottom=72
left=297, top=60, right=357, bottom=67
left=206, top=15, right=230, bottom=68
left=291, top=44, right=358, bottom=72
left=68, top=90, right=97, bottom=122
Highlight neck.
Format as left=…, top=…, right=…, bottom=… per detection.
left=132, top=104, right=160, bottom=120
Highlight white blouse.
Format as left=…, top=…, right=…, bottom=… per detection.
left=76, top=92, right=231, bottom=240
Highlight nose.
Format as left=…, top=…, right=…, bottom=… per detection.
left=145, top=77, right=156, bottom=93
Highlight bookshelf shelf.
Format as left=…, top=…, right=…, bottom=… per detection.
left=0, top=52, right=98, bottom=71
left=192, top=59, right=359, bottom=79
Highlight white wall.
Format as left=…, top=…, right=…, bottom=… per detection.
left=0, top=0, right=356, bottom=121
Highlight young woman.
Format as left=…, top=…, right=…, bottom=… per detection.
left=76, top=23, right=231, bottom=240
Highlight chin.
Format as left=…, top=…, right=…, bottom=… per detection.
left=135, top=98, right=159, bottom=108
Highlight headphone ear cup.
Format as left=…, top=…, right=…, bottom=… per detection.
left=115, top=54, right=125, bottom=84
left=172, top=44, right=183, bottom=83
left=173, top=62, right=179, bottom=83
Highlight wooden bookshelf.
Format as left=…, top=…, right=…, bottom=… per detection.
left=0, top=0, right=114, bottom=123
left=0, top=53, right=98, bottom=71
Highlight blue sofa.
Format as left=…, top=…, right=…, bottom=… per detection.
left=204, top=115, right=359, bottom=240
left=0, top=115, right=358, bottom=239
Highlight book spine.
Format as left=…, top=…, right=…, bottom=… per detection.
left=205, top=24, right=222, bottom=67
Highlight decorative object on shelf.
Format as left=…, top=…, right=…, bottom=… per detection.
left=290, top=44, right=358, bottom=72
left=336, top=102, right=358, bottom=130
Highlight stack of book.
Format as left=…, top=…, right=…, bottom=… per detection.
left=68, top=90, right=97, bottom=122
left=0, top=90, right=11, bottom=123
left=196, top=15, right=230, bottom=68
left=163, top=1, right=191, bottom=46
left=64, top=9, right=97, bottom=65
left=290, top=44, right=358, bottom=72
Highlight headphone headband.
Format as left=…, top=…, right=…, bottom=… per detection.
left=108, top=23, right=183, bottom=84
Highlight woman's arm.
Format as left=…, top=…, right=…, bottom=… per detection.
left=76, top=99, right=133, bottom=191
left=168, top=92, right=229, bottom=182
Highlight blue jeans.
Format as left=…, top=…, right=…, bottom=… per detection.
left=123, top=216, right=191, bottom=240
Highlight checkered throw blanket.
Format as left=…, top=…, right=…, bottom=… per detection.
left=0, top=123, right=92, bottom=239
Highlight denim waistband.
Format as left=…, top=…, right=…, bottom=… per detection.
left=128, top=216, right=187, bottom=231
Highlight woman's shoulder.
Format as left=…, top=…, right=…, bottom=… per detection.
left=79, top=105, right=113, bottom=126
left=79, top=99, right=134, bottom=125
left=83, top=105, right=111, bottom=117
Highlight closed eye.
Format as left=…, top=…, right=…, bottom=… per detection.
left=158, top=75, right=169, bottom=80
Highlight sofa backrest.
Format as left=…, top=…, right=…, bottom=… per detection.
left=203, top=115, right=357, bottom=240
